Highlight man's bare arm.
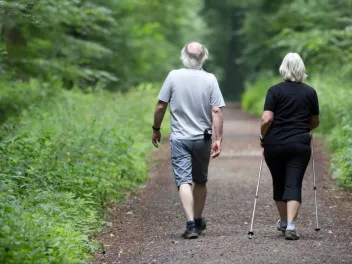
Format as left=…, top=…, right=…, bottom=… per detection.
left=152, top=100, right=168, bottom=148
left=154, top=100, right=168, bottom=128
left=212, top=107, right=223, bottom=141
left=211, top=107, right=223, bottom=159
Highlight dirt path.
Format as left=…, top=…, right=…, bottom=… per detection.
left=94, top=104, right=352, bottom=264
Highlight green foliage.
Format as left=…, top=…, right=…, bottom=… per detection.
left=0, top=80, right=163, bottom=263
left=202, top=1, right=245, bottom=99
left=241, top=72, right=352, bottom=188
left=0, top=1, right=196, bottom=262
left=309, top=76, right=352, bottom=188
left=0, top=79, right=55, bottom=123
left=231, top=0, right=352, bottom=80
left=0, top=0, right=205, bottom=90
left=241, top=72, right=279, bottom=116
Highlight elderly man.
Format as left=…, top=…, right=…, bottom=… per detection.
left=152, top=42, right=225, bottom=239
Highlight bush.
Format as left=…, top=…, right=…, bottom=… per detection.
left=241, top=72, right=352, bottom=189
left=241, top=72, right=280, bottom=116
left=0, top=81, right=164, bottom=263
left=0, top=79, right=58, bottom=124
left=309, top=75, right=352, bottom=188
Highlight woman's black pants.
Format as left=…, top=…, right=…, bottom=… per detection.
left=264, top=143, right=311, bottom=203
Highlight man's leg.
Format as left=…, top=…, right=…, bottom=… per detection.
left=191, top=140, right=211, bottom=232
left=170, top=139, right=198, bottom=239
left=193, top=183, right=207, bottom=219
left=179, top=183, right=195, bottom=221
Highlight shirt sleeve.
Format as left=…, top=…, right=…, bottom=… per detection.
left=210, top=76, right=226, bottom=108
left=264, top=88, right=275, bottom=111
left=311, top=90, right=320, bottom=115
left=157, top=72, right=172, bottom=103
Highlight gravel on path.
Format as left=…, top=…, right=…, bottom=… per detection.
left=94, top=104, right=352, bottom=264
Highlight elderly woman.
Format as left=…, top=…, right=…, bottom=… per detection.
left=260, top=53, right=320, bottom=240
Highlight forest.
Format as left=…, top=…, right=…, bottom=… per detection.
left=0, top=0, right=351, bottom=263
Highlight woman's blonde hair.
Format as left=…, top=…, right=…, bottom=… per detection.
left=279, top=53, right=307, bottom=82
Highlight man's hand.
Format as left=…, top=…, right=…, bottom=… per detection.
left=152, top=100, right=168, bottom=148
left=152, top=130, right=161, bottom=148
left=211, top=140, right=221, bottom=159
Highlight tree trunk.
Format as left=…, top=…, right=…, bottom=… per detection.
left=5, top=27, right=26, bottom=62
left=223, top=7, right=245, bottom=101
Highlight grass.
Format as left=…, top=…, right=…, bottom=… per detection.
left=0, top=80, right=168, bottom=263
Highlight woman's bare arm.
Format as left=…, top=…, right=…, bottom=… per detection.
left=261, top=110, right=274, bottom=136
left=309, top=115, right=320, bottom=129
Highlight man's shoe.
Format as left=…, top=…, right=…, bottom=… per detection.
left=181, top=227, right=198, bottom=239
left=277, top=219, right=287, bottom=235
left=285, top=229, right=300, bottom=240
left=195, top=218, right=207, bottom=234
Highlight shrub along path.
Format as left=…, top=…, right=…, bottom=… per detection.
left=94, top=104, right=352, bottom=264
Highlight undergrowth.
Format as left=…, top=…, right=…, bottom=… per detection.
left=0, top=80, right=164, bottom=263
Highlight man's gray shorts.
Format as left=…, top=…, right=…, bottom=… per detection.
left=170, top=139, right=212, bottom=187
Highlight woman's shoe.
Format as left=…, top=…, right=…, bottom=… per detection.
left=285, top=229, right=300, bottom=240
left=276, top=219, right=287, bottom=235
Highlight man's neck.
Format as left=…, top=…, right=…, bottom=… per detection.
left=184, top=67, right=203, bottom=70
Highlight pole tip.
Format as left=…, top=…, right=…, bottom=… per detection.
left=315, top=228, right=321, bottom=232
left=248, top=231, right=254, bottom=239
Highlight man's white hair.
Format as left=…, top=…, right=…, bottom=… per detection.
left=180, top=43, right=209, bottom=69
left=279, top=52, right=307, bottom=82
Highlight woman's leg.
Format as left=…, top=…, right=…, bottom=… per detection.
left=287, top=200, right=300, bottom=224
left=275, top=201, right=287, bottom=221
left=264, top=146, right=286, bottom=225
left=283, top=143, right=311, bottom=230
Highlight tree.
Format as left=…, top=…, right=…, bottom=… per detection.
left=0, top=0, right=206, bottom=90
left=202, top=0, right=245, bottom=100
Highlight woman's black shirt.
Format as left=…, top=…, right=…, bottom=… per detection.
left=263, top=81, right=319, bottom=146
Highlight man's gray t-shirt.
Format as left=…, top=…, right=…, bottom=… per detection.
left=158, top=68, right=225, bottom=140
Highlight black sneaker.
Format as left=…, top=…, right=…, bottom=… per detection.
left=181, top=227, right=198, bottom=239
left=195, top=218, right=207, bottom=234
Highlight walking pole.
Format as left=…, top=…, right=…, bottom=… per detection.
left=248, top=150, right=264, bottom=239
left=311, top=135, right=321, bottom=232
